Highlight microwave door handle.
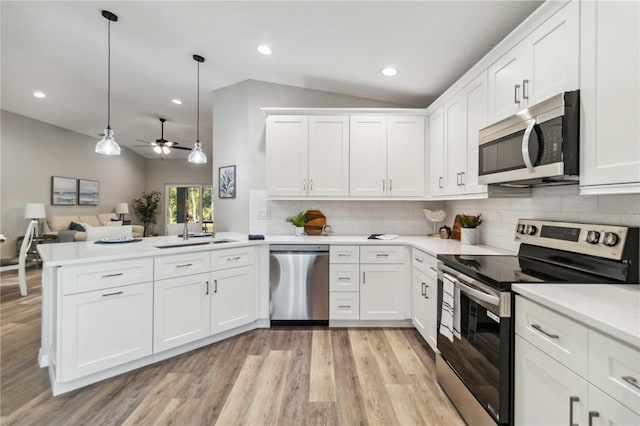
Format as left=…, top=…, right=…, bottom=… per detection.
left=522, top=118, right=536, bottom=172
left=455, top=279, right=500, bottom=308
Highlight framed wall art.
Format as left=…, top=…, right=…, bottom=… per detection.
left=218, top=165, right=236, bottom=199
left=51, top=176, right=77, bottom=205
left=78, top=179, right=100, bottom=206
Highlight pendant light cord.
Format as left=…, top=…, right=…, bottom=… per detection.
left=196, top=60, right=200, bottom=143
left=107, top=18, right=111, bottom=129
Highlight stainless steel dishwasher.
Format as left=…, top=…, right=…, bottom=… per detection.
left=269, top=244, right=329, bottom=326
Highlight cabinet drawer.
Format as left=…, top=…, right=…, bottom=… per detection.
left=330, top=292, right=360, bottom=320
left=360, top=245, right=406, bottom=263
left=330, top=264, right=360, bottom=292
left=211, top=247, right=255, bottom=271
left=516, top=296, right=588, bottom=377
left=330, top=246, right=359, bottom=263
left=62, top=258, right=153, bottom=295
left=154, top=251, right=211, bottom=280
left=589, top=330, right=640, bottom=415
left=412, top=248, right=437, bottom=276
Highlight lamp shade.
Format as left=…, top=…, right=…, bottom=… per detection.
left=115, top=203, right=129, bottom=215
left=24, top=203, right=46, bottom=219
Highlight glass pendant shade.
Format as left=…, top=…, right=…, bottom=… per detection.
left=188, top=142, right=207, bottom=164
left=188, top=54, right=208, bottom=164
left=95, top=128, right=121, bottom=155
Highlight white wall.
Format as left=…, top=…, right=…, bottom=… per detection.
left=212, top=79, right=411, bottom=233
left=445, top=186, right=640, bottom=253
left=0, top=110, right=148, bottom=258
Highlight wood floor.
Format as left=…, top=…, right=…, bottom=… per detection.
left=0, top=268, right=463, bottom=425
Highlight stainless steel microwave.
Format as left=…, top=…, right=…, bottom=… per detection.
left=478, top=91, right=579, bottom=186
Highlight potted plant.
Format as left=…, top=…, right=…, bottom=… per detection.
left=459, top=214, right=483, bottom=245
left=132, top=191, right=161, bottom=237
left=285, top=211, right=307, bottom=236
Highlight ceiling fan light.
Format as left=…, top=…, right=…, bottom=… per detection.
left=162, top=146, right=171, bottom=155
left=188, top=142, right=207, bottom=164
left=153, top=145, right=162, bottom=154
left=95, top=128, right=121, bottom=155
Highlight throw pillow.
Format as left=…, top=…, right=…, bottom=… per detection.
left=69, top=221, right=86, bottom=232
left=107, top=220, right=123, bottom=227
left=122, top=220, right=132, bottom=225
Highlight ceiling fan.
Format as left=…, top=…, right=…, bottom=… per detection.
left=135, top=118, right=191, bottom=156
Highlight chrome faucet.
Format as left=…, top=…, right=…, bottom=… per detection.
left=183, top=215, right=191, bottom=240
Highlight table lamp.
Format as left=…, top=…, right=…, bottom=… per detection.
left=115, top=203, right=129, bottom=221
left=24, top=203, right=46, bottom=238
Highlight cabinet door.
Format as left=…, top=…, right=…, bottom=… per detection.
left=424, top=268, right=438, bottom=352
left=428, top=106, right=445, bottom=196
left=588, top=385, right=640, bottom=426
left=444, top=93, right=464, bottom=195
left=461, top=71, right=489, bottom=195
left=387, top=116, right=425, bottom=197
left=154, top=273, right=211, bottom=353
left=211, top=266, right=255, bottom=334
left=266, top=115, right=309, bottom=196
left=412, top=268, right=429, bottom=339
left=350, top=116, right=387, bottom=196
left=525, top=1, right=579, bottom=106
left=360, top=264, right=406, bottom=320
left=59, top=282, right=153, bottom=382
left=488, top=45, right=526, bottom=122
left=308, top=115, right=349, bottom=196
left=580, top=0, right=640, bottom=191
left=515, top=336, right=588, bottom=426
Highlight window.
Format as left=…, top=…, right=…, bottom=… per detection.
left=165, top=184, right=213, bottom=234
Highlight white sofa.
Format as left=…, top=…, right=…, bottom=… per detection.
left=43, top=213, right=144, bottom=241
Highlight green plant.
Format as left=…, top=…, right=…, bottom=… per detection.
left=459, top=214, right=483, bottom=228
left=132, top=190, right=161, bottom=236
left=285, top=211, right=307, bottom=227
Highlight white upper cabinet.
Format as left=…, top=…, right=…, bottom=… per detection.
left=266, top=115, right=309, bottom=196
left=580, top=0, right=640, bottom=194
left=488, top=1, right=579, bottom=123
left=428, top=106, right=445, bottom=196
left=387, top=116, right=425, bottom=197
left=444, top=93, right=464, bottom=195
left=350, top=116, right=387, bottom=197
left=266, top=115, right=350, bottom=197
left=461, top=71, right=489, bottom=195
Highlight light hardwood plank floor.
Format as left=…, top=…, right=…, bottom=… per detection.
left=0, top=268, right=463, bottom=425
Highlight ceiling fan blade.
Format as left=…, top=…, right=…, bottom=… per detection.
left=136, top=139, right=153, bottom=144
left=173, top=146, right=193, bottom=151
left=134, top=145, right=155, bottom=148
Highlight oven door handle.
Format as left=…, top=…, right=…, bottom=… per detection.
left=455, top=279, right=500, bottom=308
left=522, top=118, right=536, bottom=172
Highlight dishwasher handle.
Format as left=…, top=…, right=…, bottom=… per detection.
left=270, top=244, right=330, bottom=253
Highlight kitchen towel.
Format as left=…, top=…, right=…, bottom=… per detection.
left=439, top=273, right=456, bottom=342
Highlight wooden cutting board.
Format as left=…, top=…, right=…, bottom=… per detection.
left=304, top=210, right=326, bottom=235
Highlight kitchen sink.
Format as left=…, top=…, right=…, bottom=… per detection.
left=155, top=239, right=237, bottom=249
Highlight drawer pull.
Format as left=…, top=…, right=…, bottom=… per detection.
left=102, top=272, right=123, bottom=278
left=429, top=267, right=438, bottom=273
left=569, top=396, right=579, bottom=426
left=421, top=283, right=426, bottom=297
left=206, top=281, right=209, bottom=295
left=338, top=305, right=351, bottom=309
left=338, top=277, right=350, bottom=281
left=228, top=256, right=242, bottom=261
left=531, top=323, right=559, bottom=339
left=414, top=257, right=423, bottom=263
left=214, top=279, right=218, bottom=294
left=622, top=376, right=640, bottom=389
left=376, top=253, right=389, bottom=257
left=176, top=263, right=193, bottom=268
left=424, top=284, right=429, bottom=299
left=588, top=411, right=599, bottom=426
left=338, top=253, right=351, bottom=257
left=102, top=291, right=123, bottom=297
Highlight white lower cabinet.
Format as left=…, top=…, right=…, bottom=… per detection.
left=153, top=273, right=211, bottom=353
left=210, top=266, right=255, bottom=334
left=329, top=292, right=359, bottom=320
left=412, top=249, right=438, bottom=352
left=360, top=263, right=406, bottom=320
left=588, top=384, right=640, bottom=426
left=412, top=268, right=429, bottom=337
left=59, top=282, right=153, bottom=382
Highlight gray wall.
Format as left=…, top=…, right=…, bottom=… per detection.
left=212, top=79, right=410, bottom=232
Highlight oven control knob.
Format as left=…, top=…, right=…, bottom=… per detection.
left=517, top=224, right=525, bottom=234
left=602, top=232, right=619, bottom=247
left=586, top=230, right=600, bottom=244
left=525, top=225, right=537, bottom=235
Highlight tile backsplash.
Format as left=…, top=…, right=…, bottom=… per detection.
left=249, top=187, right=639, bottom=254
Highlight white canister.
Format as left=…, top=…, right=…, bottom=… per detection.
left=295, top=226, right=305, bottom=236
left=460, top=228, right=478, bottom=245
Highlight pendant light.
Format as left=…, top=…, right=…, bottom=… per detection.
left=188, top=54, right=207, bottom=164
left=95, top=10, right=121, bottom=156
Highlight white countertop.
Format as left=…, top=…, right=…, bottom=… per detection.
left=37, top=232, right=511, bottom=266
left=513, top=283, right=640, bottom=348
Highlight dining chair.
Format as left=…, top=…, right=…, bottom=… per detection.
left=18, top=219, right=37, bottom=296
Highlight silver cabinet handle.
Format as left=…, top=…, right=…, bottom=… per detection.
left=227, top=256, right=242, bottom=261
left=389, top=179, right=392, bottom=192
left=569, top=396, right=579, bottom=426
left=102, top=291, right=123, bottom=297
left=176, top=263, right=193, bottom=268
left=424, top=284, right=429, bottom=299
left=522, top=79, right=529, bottom=100
left=421, top=282, right=426, bottom=297
left=531, top=323, right=559, bottom=339
left=338, top=305, right=351, bottom=309
left=438, top=176, right=443, bottom=188
left=429, top=267, right=438, bottom=273
left=102, top=272, right=123, bottom=278
left=205, top=280, right=209, bottom=295
left=414, top=257, right=423, bottom=263
left=362, top=272, right=366, bottom=284
left=338, top=253, right=350, bottom=257
left=214, top=279, right=218, bottom=294
left=303, top=179, right=307, bottom=191
left=622, top=376, right=640, bottom=389
left=460, top=172, right=465, bottom=185
left=310, top=179, right=313, bottom=191
left=522, top=118, right=536, bottom=172
left=514, top=84, right=521, bottom=105
left=337, top=277, right=350, bottom=281
left=588, top=411, right=599, bottom=426
left=456, top=172, right=461, bottom=186
left=376, top=253, right=389, bottom=257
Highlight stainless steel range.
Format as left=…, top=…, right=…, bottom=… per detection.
left=436, top=219, right=639, bottom=425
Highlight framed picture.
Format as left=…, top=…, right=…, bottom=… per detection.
left=78, top=179, right=100, bottom=206
left=51, top=176, right=77, bottom=205
left=218, top=165, right=236, bottom=199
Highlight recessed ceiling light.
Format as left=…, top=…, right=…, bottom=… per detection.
left=171, top=98, right=182, bottom=105
left=257, top=45, right=272, bottom=55
left=381, top=67, right=398, bottom=77
left=33, top=91, right=46, bottom=98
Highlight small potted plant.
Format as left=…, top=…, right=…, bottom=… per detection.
left=285, top=211, right=307, bottom=236
left=459, top=214, right=483, bottom=245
